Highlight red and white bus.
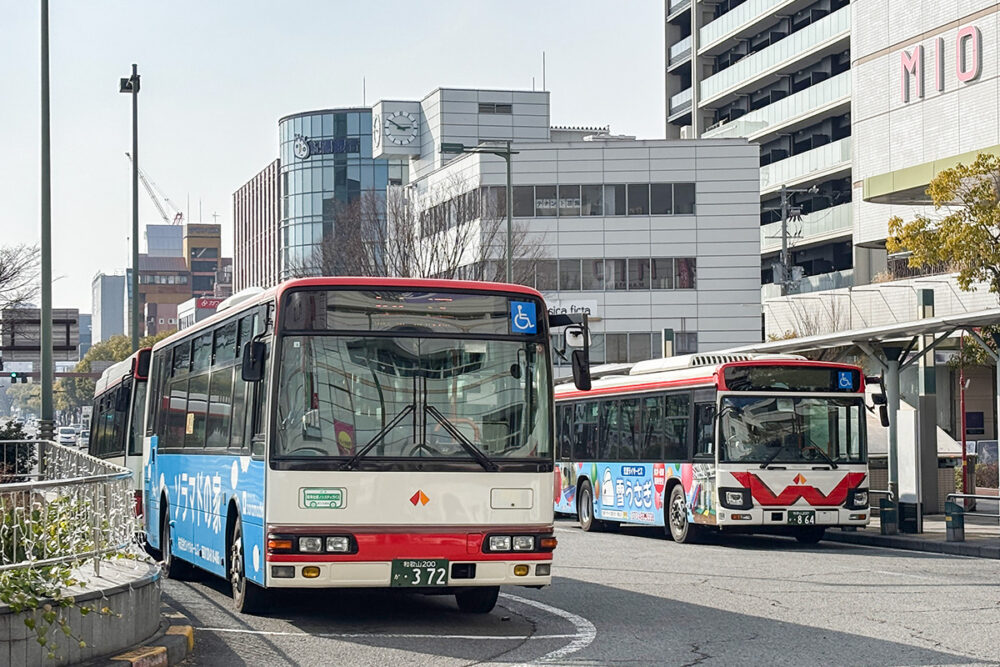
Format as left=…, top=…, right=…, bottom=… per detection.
left=143, top=277, right=591, bottom=613
left=89, top=347, right=152, bottom=515
left=554, top=353, right=879, bottom=544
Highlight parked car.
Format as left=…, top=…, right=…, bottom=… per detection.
left=77, top=429, right=90, bottom=449
left=56, top=426, right=77, bottom=445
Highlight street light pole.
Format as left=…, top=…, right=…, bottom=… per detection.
left=39, top=0, right=54, bottom=442
left=120, top=65, right=140, bottom=352
left=440, top=141, right=519, bottom=283
left=505, top=140, right=513, bottom=283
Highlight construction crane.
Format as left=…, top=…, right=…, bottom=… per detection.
left=125, top=152, right=184, bottom=225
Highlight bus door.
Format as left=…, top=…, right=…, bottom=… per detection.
left=690, top=391, right=717, bottom=525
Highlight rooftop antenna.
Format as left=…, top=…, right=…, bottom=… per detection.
left=363, top=77, right=366, bottom=106
left=542, top=51, right=546, bottom=90
left=212, top=211, right=220, bottom=223
left=199, top=199, right=202, bottom=223
left=532, top=76, right=535, bottom=91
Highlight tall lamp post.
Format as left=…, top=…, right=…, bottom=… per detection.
left=440, top=141, right=518, bottom=283
left=39, top=0, right=54, bottom=441
left=120, top=65, right=140, bottom=352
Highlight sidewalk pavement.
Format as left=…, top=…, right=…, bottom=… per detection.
left=823, top=512, right=1000, bottom=559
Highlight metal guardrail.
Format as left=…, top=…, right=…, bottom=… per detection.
left=945, top=493, right=1000, bottom=542
left=0, top=440, right=134, bottom=576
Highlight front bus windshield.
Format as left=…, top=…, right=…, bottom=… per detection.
left=274, top=289, right=552, bottom=465
left=719, top=396, right=866, bottom=466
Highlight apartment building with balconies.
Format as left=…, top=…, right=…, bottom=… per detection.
left=665, top=0, right=870, bottom=302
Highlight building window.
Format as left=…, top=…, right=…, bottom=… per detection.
left=604, top=185, right=626, bottom=216
left=676, top=258, right=696, bottom=289
left=559, top=259, right=581, bottom=291
left=582, top=259, right=604, bottom=290
left=627, top=184, right=649, bottom=215
left=558, top=185, right=581, bottom=216
left=535, top=260, right=558, bottom=291
left=581, top=185, right=603, bottom=215
left=513, top=186, right=534, bottom=217
left=652, top=258, right=674, bottom=289
left=535, top=186, right=557, bottom=217
left=605, top=259, right=628, bottom=290
left=674, top=183, right=696, bottom=214
left=628, top=258, right=650, bottom=290
left=676, top=332, right=698, bottom=355
left=650, top=183, right=673, bottom=215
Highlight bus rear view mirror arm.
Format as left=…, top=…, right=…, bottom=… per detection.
left=242, top=340, right=266, bottom=382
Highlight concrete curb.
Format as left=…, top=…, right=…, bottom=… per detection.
left=95, top=603, right=194, bottom=667
left=823, top=530, right=1000, bottom=559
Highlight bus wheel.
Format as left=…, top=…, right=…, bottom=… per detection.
left=667, top=485, right=699, bottom=544
left=578, top=480, right=604, bottom=532
left=455, top=586, right=499, bottom=614
left=795, top=527, right=826, bottom=544
left=229, top=519, right=267, bottom=614
left=160, top=509, right=191, bottom=580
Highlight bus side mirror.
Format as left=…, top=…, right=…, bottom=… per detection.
left=871, top=393, right=887, bottom=406
left=115, top=388, right=129, bottom=412
left=564, top=325, right=590, bottom=348
left=242, top=341, right=266, bottom=382
left=879, top=405, right=890, bottom=428
left=571, top=349, right=591, bottom=391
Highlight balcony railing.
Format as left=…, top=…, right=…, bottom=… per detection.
left=699, top=7, right=849, bottom=104
left=703, top=71, right=850, bottom=140
left=760, top=203, right=852, bottom=253
left=762, top=267, right=855, bottom=299
left=669, top=87, right=693, bottom=116
left=669, top=36, right=692, bottom=66
left=667, top=0, right=691, bottom=16
left=700, top=0, right=789, bottom=50
left=759, top=137, right=851, bottom=193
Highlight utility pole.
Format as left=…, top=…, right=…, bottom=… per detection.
left=779, top=184, right=789, bottom=297
left=120, top=65, right=141, bottom=352
left=39, top=0, right=54, bottom=442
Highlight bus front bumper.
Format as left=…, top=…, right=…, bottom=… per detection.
left=716, top=507, right=870, bottom=528
left=262, top=558, right=553, bottom=588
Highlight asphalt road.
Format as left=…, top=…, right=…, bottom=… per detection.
left=167, top=521, right=1000, bottom=666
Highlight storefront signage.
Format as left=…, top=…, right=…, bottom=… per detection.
left=901, top=25, right=981, bottom=103
left=196, top=298, right=223, bottom=309
left=293, top=134, right=361, bottom=159
left=546, top=299, right=599, bottom=318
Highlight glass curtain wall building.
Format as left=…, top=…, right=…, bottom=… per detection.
left=277, top=109, right=408, bottom=280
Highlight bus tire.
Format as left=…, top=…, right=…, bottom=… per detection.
left=795, top=527, right=826, bottom=544
left=229, top=518, right=267, bottom=614
left=577, top=480, right=605, bottom=532
left=455, top=586, right=499, bottom=614
left=667, top=485, right=699, bottom=544
left=160, top=504, right=192, bottom=580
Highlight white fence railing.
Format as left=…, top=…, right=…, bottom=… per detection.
left=0, top=440, right=134, bottom=576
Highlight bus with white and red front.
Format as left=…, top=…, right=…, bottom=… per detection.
left=554, top=353, right=881, bottom=544
left=89, top=347, right=152, bottom=516
left=142, top=277, right=591, bottom=613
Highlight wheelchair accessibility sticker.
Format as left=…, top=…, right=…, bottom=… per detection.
left=837, top=370, right=853, bottom=390
left=510, top=301, right=537, bottom=334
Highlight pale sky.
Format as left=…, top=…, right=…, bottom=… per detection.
left=0, top=1, right=665, bottom=313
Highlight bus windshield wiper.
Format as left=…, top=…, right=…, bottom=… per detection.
left=804, top=438, right=838, bottom=469
left=759, top=442, right=786, bottom=469
left=424, top=405, right=498, bottom=472
left=340, top=405, right=414, bottom=470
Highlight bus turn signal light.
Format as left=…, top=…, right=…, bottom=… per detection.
left=513, top=565, right=529, bottom=576
left=267, top=538, right=293, bottom=552
left=539, top=537, right=557, bottom=550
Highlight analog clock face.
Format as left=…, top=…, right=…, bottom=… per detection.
left=385, top=110, right=418, bottom=146
left=372, top=114, right=382, bottom=148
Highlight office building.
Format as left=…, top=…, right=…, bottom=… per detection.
left=234, top=159, right=280, bottom=292
left=78, top=313, right=92, bottom=359
left=145, top=224, right=184, bottom=258
left=183, top=224, right=224, bottom=297
left=0, top=308, right=80, bottom=364
left=91, top=273, right=125, bottom=343
left=374, top=88, right=763, bottom=357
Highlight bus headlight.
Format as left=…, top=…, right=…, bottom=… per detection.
left=488, top=535, right=512, bottom=551
left=853, top=490, right=869, bottom=507
left=719, top=488, right=751, bottom=510
left=298, top=537, right=323, bottom=553
left=512, top=536, right=535, bottom=551
left=845, top=488, right=869, bottom=510
left=326, top=536, right=351, bottom=553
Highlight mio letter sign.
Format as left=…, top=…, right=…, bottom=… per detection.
left=901, top=25, right=982, bottom=103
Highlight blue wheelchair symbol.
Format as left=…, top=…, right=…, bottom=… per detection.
left=837, top=371, right=853, bottom=390
left=510, top=301, right=537, bottom=334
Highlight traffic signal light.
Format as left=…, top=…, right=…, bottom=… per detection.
left=6, top=372, right=27, bottom=384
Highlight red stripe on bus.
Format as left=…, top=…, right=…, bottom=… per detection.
left=265, top=532, right=552, bottom=562
left=557, top=376, right=715, bottom=401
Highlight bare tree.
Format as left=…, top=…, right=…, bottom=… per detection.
left=0, top=244, right=40, bottom=310
left=287, top=178, right=547, bottom=285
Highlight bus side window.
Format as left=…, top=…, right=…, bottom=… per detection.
left=619, top=398, right=639, bottom=461
left=576, top=402, right=597, bottom=461
left=600, top=400, right=619, bottom=461
left=694, top=403, right=714, bottom=458
left=556, top=404, right=572, bottom=460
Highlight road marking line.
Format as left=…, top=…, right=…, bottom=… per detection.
left=194, top=627, right=578, bottom=640
left=501, top=593, right=597, bottom=664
